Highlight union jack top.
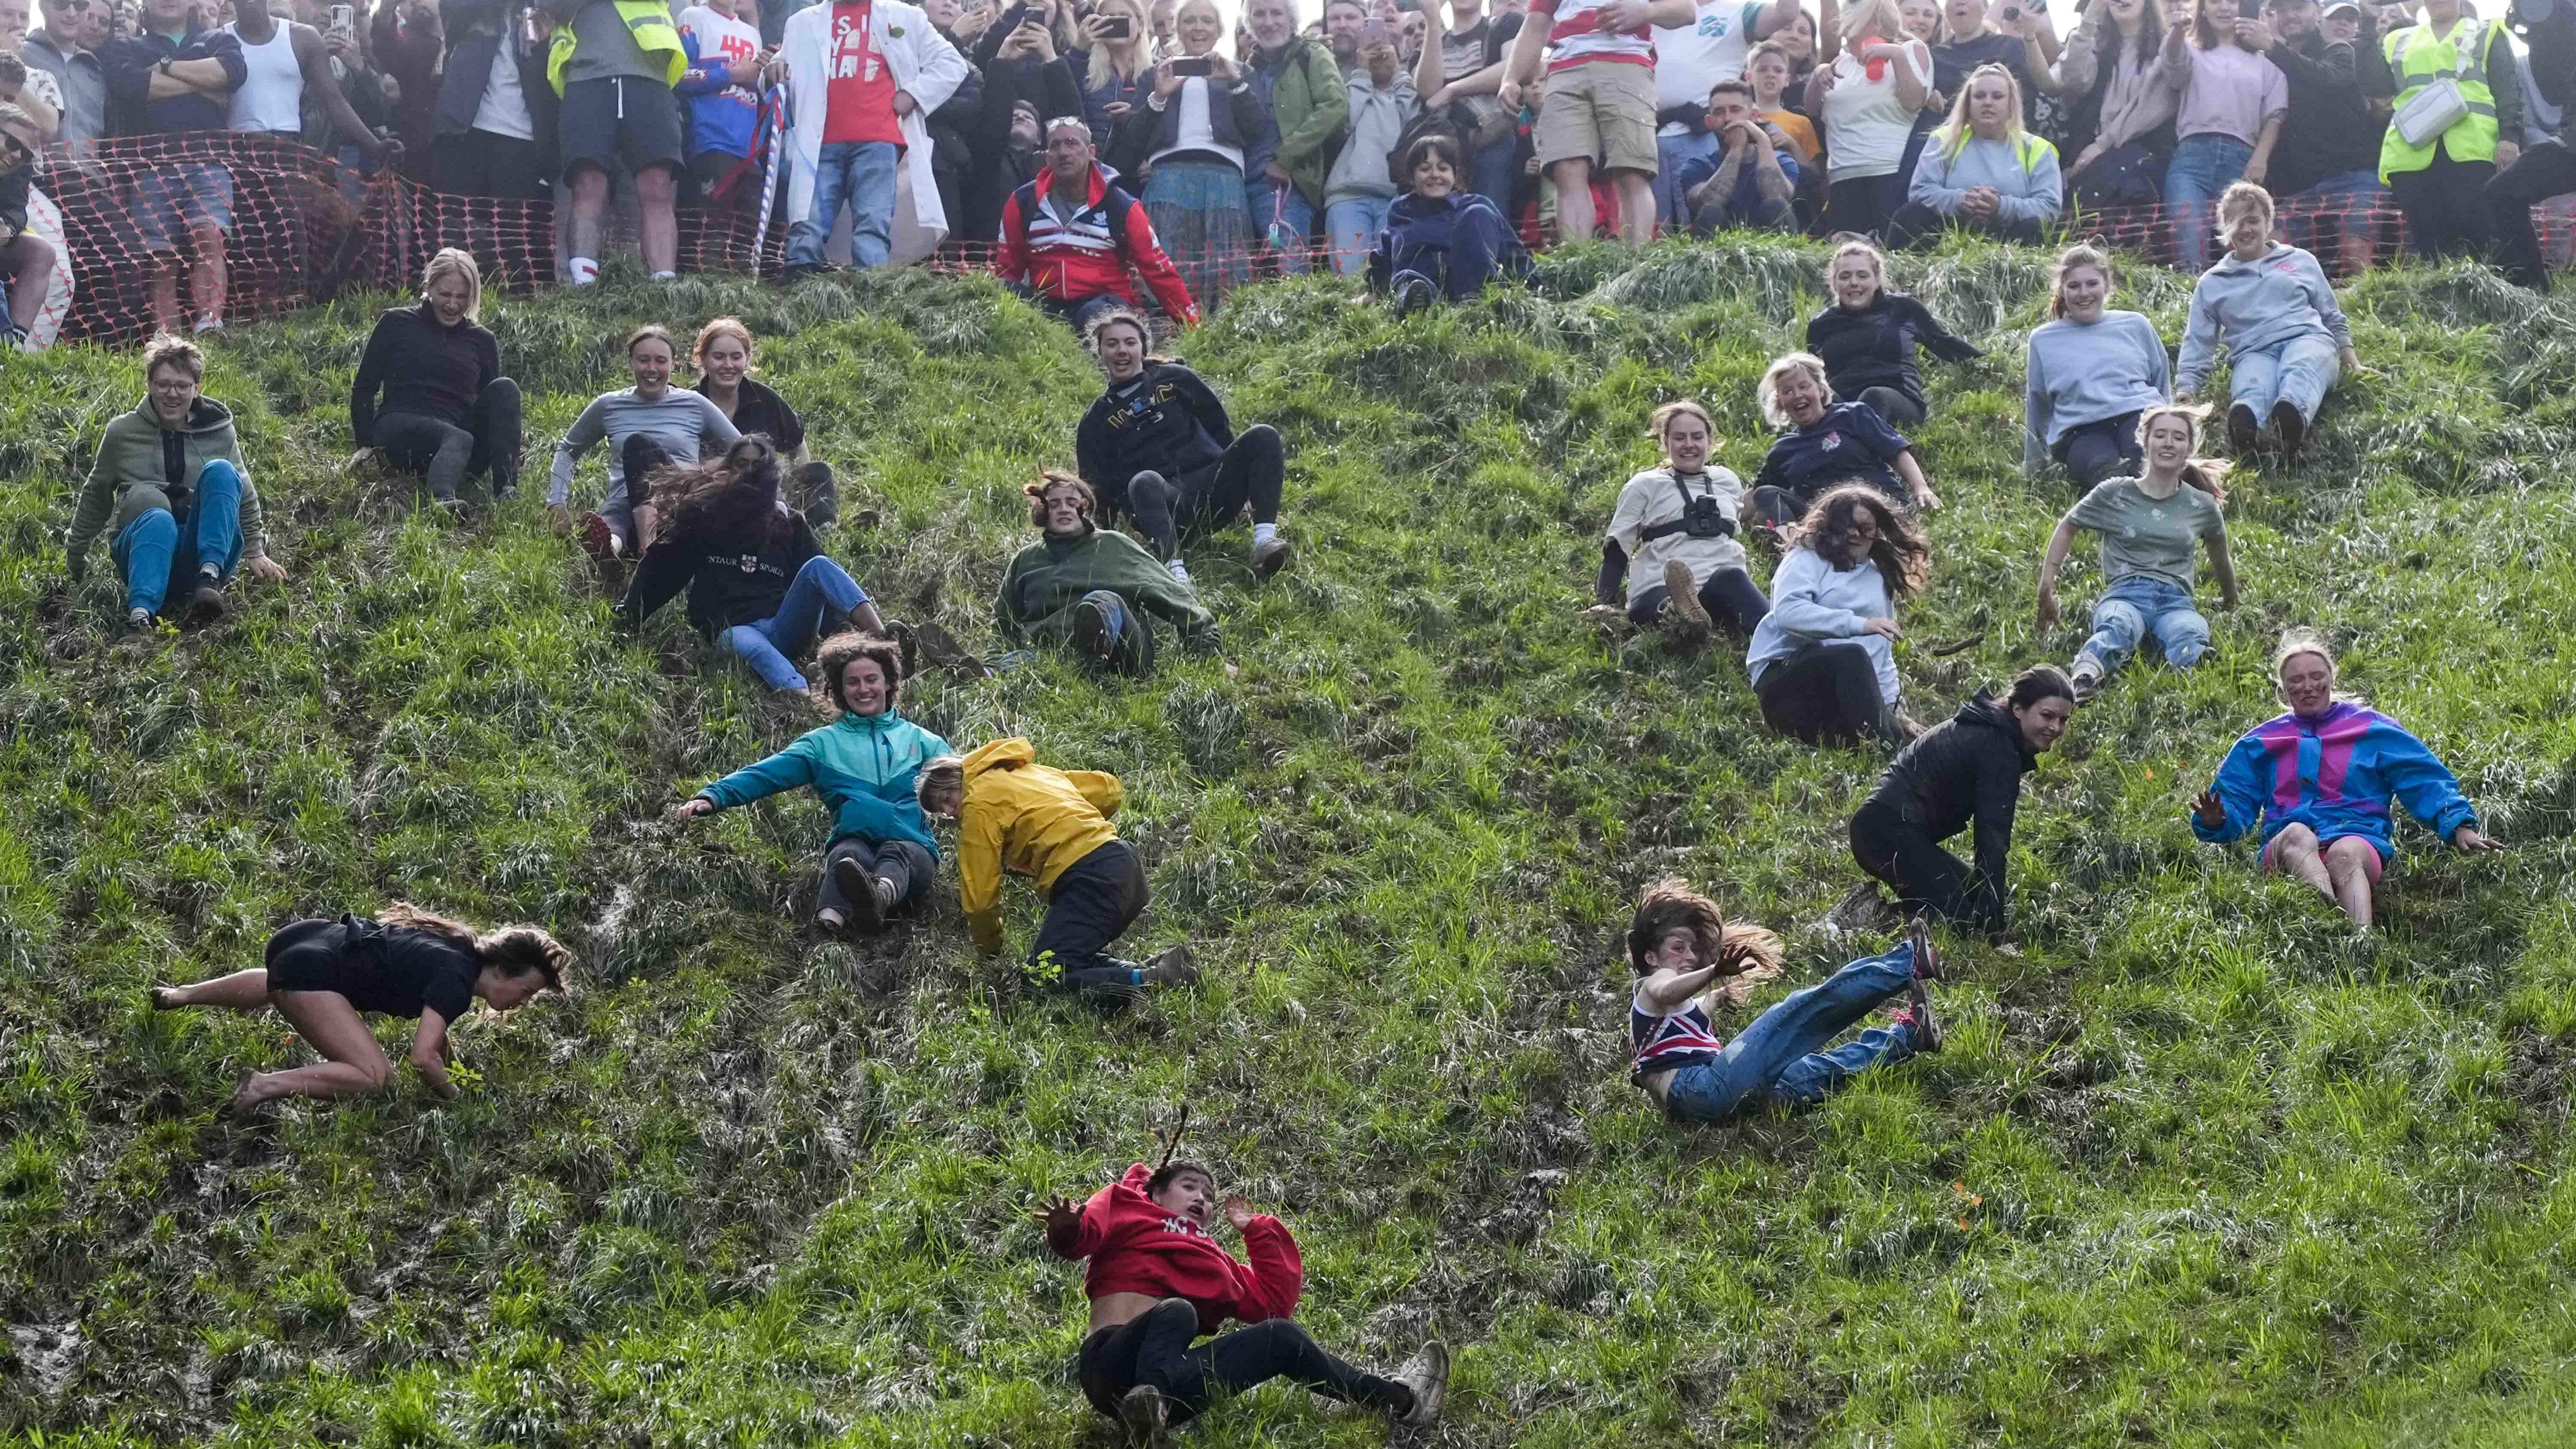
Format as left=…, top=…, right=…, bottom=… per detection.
left=1630, top=987, right=1725, bottom=1084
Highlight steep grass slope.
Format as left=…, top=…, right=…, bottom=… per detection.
left=7, top=243, right=2576, bottom=1447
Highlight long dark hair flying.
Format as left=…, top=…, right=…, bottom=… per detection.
left=378, top=902, right=572, bottom=995
left=1791, top=484, right=1931, bottom=600
left=648, top=434, right=794, bottom=554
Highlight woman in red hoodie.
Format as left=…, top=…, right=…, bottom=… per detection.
left=1035, top=1160, right=1450, bottom=1444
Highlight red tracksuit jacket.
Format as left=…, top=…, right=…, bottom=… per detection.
left=1046, top=1163, right=1303, bottom=1336
left=992, top=166, right=1201, bottom=325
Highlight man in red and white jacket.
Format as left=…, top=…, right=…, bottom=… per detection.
left=992, top=116, right=1199, bottom=331
left=1036, top=1159, right=1448, bottom=1443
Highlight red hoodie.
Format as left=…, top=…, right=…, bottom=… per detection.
left=1046, top=1163, right=1303, bottom=1337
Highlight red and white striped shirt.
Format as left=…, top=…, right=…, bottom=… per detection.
left=1531, top=0, right=1657, bottom=73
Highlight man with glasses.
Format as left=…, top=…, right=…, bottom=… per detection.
left=992, top=113, right=1199, bottom=328
left=23, top=0, right=108, bottom=146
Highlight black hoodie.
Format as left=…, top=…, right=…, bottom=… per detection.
left=1858, top=689, right=2038, bottom=928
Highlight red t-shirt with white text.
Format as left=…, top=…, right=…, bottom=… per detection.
left=823, top=0, right=905, bottom=146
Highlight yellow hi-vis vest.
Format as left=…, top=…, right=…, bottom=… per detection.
left=547, top=0, right=689, bottom=97
left=1939, top=130, right=2057, bottom=173
left=2379, top=17, right=2500, bottom=182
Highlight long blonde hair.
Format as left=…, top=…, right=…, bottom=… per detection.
left=1837, top=0, right=1910, bottom=54
left=1089, top=0, right=1150, bottom=88
left=420, top=247, right=483, bottom=322
left=2132, top=402, right=2231, bottom=504
left=1932, top=61, right=2026, bottom=156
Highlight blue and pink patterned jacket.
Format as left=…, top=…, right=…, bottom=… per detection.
left=2193, top=700, right=2479, bottom=862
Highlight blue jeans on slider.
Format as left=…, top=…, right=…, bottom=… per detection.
left=790, top=140, right=898, bottom=269
left=719, top=555, right=870, bottom=690
left=2165, top=133, right=2255, bottom=273
left=1323, top=194, right=1393, bottom=276
left=1661, top=941, right=1921, bottom=1121
left=2080, top=573, right=2210, bottom=679
left=111, top=459, right=245, bottom=616
left=2231, top=332, right=2341, bottom=425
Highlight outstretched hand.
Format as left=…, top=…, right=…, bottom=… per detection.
left=247, top=556, right=289, bottom=584
left=2451, top=825, right=2504, bottom=854
left=1221, top=1194, right=1257, bottom=1232
left=1033, top=1192, right=1083, bottom=1239
left=2191, top=789, right=2227, bottom=830
left=670, top=796, right=715, bottom=822
left=2034, top=590, right=2059, bottom=631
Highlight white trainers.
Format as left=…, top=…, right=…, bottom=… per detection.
left=1394, top=1340, right=1449, bottom=1426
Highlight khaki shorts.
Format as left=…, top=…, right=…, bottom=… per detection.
left=1533, top=58, right=1659, bottom=175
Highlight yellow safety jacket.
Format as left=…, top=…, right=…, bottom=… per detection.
left=2379, top=17, right=2500, bottom=181
left=547, top=0, right=688, bottom=97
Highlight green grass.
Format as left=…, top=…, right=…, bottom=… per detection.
left=7, top=241, right=2576, bottom=1446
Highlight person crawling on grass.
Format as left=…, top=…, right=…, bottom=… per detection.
left=547, top=323, right=742, bottom=561
left=997, top=472, right=1219, bottom=675
left=149, top=905, right=571, bottom=1112
left=2034, top=403, right=2238, bottom=702
left=2190, top=628, right=2500, bottom=930
left=916, top=739, right=1201, bottom=998
left=1845, top=665, right=2075, bottom=935
left=1627, top=879, right=1943, bottom=1124
left=673, top=633, right=952, bottom=933
left=616, top=435, right=890, bottom=699
left=1074, top=307, right=1291, bottom=585
left=1595, top=399, right=1771, bottom=645
left=66, top=333, right=289, bottom=638
left=1033, top=1157, right=1449, bottom=1443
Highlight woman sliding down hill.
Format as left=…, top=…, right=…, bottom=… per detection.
left=348, top=249, right=523, bottom=510
left=2191, top=629, right=2500, bottom=930
left=547, top=324, right=742, bottom=560
left=1034, top=1158, right=1449, bottom=1445
left=2174, top=182, right=2360, bottom=462
left=149, top=906, right=571, bottom=1111
left=916, top=739, right=1201, bottom=997
left=998, top=473, right=1219, bottom=674
left=1847, top=665, right=2075, bottom=934
left=1747, top=350, right=1942, bottom=529
left=2034, top=403, right=2238, bottom=702
left=1743, top=483, right=1929, bottom=747
left=616, top=435, right=889, bottom=699
left=674, top=634, right=952, bottom=933
left=1596, top=400, right=1770, bottom=646
left=1627, top=880, right=1943, bottom=1123
left=1075, top=307, right=1291, bottom=584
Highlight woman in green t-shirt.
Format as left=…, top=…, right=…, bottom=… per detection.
left=2033, top=403, right=2240, bottom=702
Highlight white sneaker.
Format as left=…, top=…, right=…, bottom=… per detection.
left=1394, top=1340, right=1449, bottom=1426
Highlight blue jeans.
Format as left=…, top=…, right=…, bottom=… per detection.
left=2079, top=574, right=2209, bottom=679
left=718, top=555, right=870, bottom=690
left=1662, top=942, right=1922, bottom=1121
left=1653, top=130, right=1723, bottom=226
left=2232, top=332, right=2341, bottom=425
left=2165, top=133, right=2255, bottom=273
left=111, top=460, right=245, bottom=616
left=2293, top=167, right=2389, bottom=254
left=1472, top=134, right=1518, bottom=213
left=1245, top=171, right=1314, bottom=273
left=790, top=140, right=898, bottom=269
left=1323, top=194, right=1393, bottom=276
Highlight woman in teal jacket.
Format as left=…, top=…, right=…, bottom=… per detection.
left=674, top=633, right=954, bottom=933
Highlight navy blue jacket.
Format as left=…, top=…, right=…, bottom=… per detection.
left=1366, top=190, right=1532, bottom=301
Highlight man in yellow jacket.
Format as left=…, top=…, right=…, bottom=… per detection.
left=917, top=738, right=1198, bottom=996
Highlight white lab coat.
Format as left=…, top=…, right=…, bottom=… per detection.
left=778, top=0, right=968, bottom=264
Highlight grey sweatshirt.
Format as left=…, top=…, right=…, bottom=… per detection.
left=1324, top=69, right=1417, bottom=203
left=1907, top=133, right=2064, bottom=228
left=1745, top=545, right=1900, bottom=707
left=2023, top=309, right=2172, bottom=472
left=2175, top=242, right=2352, bottom=398
left=548, top=387, right=743, bottom=508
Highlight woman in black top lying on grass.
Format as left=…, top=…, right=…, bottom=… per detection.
left=151, top=905, right=571, bottom=1111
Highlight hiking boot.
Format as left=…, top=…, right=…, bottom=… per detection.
left=833, top=854, right=885, bottom=933
left=2069, top=661, right=2104, bottom=704
left=1142, top=945, right=1200, bottom=988
left=1908, top=912, right=1943, bottom=981
left=2271, top=400, right=2307, bottom=462
left=184, top=580, right=230, bottom=626
left=1822, top=881, right=1899, bottom=936
left=2227, top=402, right=2260, bottom=455
left=1661, top=559, right=1713, bottom=643
left=578, top=510, right=618, bottom=559
left=1394, top=1340, right=1450, bottom=1426
left=1392, top=275, right=1435, bottom=318
left=1251, top=535, right=1291, bottom=579
left=1072, top=595, right=1119, bottom=666
left=1115, top=1384, right=1171, bottom=1449
left=1902, top=975, right=1943, bottom=1054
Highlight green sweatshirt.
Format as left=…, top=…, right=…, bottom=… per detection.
left=66, top=396, right=266, bottom=578
left=996, top=526, right=1218, bottom=650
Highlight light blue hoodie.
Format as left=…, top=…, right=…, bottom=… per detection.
left=1745, top=546, right=1901, bottom=706
left=696, top=708, right=954, bottom=855
left=2174, top=242, right=2352, bottom=398
left=1907, top=131, right=2063, bottom=228
left=2023, top=310, right=2172, bottom=473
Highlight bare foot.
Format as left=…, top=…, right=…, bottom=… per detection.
left=149, top=985, right=185, bottom=1010
left=225, top=1072, right=270, bottom=1115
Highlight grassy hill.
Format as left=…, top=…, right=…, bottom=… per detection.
left=8, top=240, right=2576, bottom=1447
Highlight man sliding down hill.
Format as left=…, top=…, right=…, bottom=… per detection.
left=1035, top=1160, right=1450, bottom=1445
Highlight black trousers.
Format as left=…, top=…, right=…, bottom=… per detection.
left=817, top=837, right=935, bottom=917
left=1854, top=386, right=1924, bottom=428
left=1029, top=840, right=1150, bottom=996
left=1625, top=565, right=1771, bottom=635
left=2488, top=137, right=2576, bottom=292
left=1077, top=1299, right=1410, bottom=1425
left=2389, top=141, right=2498, bottom=264
left=431, top=129, right=552, bottom=201
left=793, top=459, right=838, bottom=527
left=1883, top=201, right=2047, bottom=252
left=1849, top=799, right=2001, bottom=931
left=1822, top=174, right=1900, bottom=240
left=375, top=379, right=526, bottom=501
left=1128, top=425, right=1286, bottom=562
left=1755, top=641, right=1891, bottom=745
left=2052, top=410, right=2143, bottom=490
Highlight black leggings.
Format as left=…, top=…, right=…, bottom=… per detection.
left=1129, top=425, right=1286, bottom=562
left=818, top=837, right=934, bottom=917
left=2488, top=137, right=2576, bottom=292
left=1029, top=840, right=1150, bottom=996
left=1849, top=799, right=2001, bottom=931
left=1625, top=565, right=1771, bottom=634
left=1755, top=641, right=1892, bottom=745
left=1822, top=175, right=1901, bottom=240
left=1854, top=386, right=1923, bottom=428
left=1078, top=1299, right=1411, bottom=1425
left=2389, top=141, right=2497, bottom=264
left=2052, top=410, right=2143, bottom=490
left=374, top=378, right=525, bottom=501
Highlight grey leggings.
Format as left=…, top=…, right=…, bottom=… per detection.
left=374, top=378, right=524, bottom=501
